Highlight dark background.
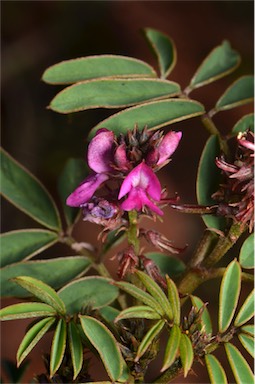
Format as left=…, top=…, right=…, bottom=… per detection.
left=1, top=1, right=253, bottom=383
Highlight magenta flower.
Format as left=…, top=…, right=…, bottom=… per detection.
left=66, top=129, right=114, bottom=207
left=118, top=162, right=163, bottom=215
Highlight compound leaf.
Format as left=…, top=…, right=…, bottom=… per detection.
left=166, top=276, right=180, bottom=325
left=205, top=354, right=227, bottom=384
left=115, top=305, right=161, bottom=322
left=191, top=295, right=212, bottom=335
left=179, top=333, right=194, bottom=377
left=225, top=342, right=254, bottom=384
left=68, top=321, right=83, bottom=380
left=0, top=302, right=56, bottom=320
left=161, top=324, right=181, bottom=372
left=239, top=233, right=254, bottom=269
left=238, top=333, right=254, bottom=358
left=234, top=289, right=254, bottom=327
left=232, top=114, right=254, bottom=135
left=50, top=318, right=67, bottom=377
left=135, top=320, right=165, bottom=362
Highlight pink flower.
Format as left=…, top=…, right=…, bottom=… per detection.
left=118, top=162, right=163, bottom=215
left=66, top=129, right=114, bottom=207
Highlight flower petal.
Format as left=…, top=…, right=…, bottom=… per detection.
left=118, top=163, right=161, bottom=201
left=66, top=173, right=109, bottom=207
left=157, top=131, right=182, bottom=165
left=121, top=187, right=163, bottom=216
left=88, top=129, right=115, bottom=173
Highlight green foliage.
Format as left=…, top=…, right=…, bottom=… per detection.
left=89, top=99, right=204, bottom=138
left=232, top=113, right=254, bottom=135
left=179, top=333, right=194, bottom=377
left=188, top=40, right=241, bottom=90
left=68, top=322, right=84, bottom=379
left=0, top=302, right=56, bottom=321
left=161, top=324, right=181, bottom=372
left=0, top=229, right=58, bottom=267
left=135, top=320, right=165, bottom=361
left=1, top=256, right=91, bottom=297
left=146, top=252, right=186, bottom=278
left=79, top=315, right=124, bottom=382
left=205, top=354, right=227, bottom=384
left=49, top=78, right=181, bottom=114
left=0, top=149, right=61, bottom=231
left=239, top=233, right=254, bottom=269
left=58, top=276, right=119, bottom=314
left=225, top=342, right=254, bottom=384
left=143, top=28, right=177, bottom=78
left=190, top=295, right=212, bottom=335
left=50, top=318, right=67, bottom=377
left=42, top=55, right=156, bottom=84
left=218, top=260, right=241, bottom=332
left=234, top=289, right=254, bottom=327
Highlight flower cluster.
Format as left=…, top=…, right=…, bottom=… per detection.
left=67, top=126, right=182, bottom=225
left=213, top=131, right=254, bottom=232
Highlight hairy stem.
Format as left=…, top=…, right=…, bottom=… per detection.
left=127, top=210, right=140, bottom=254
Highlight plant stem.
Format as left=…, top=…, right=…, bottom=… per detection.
left=188, top=230, right=218, bottom=268
left=127, top=210, right=140, bottom=254
left=153, top=358, right=182, bottom=383
left=201, top=114, right=229, bottom=155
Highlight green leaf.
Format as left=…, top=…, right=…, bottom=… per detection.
left=58, top=158, right=88, bottom=227
left=115, top=305, right=161, bottom=322
left=146, top=252, right=186, bottom=278
left=166, top=276, right=180, bottom=325
left=161, top=324, right=181, bottom=372
left=214, top=75, right=254, bottom=112
left=190, top=295, right=212, bottom=335
left=234, top=289, right=254, bottom=327
left=49, top=78, right=181, bottom=114
left=239, top=233, right=254, bottom=269
left=135, top=320, right=165, bottom=361
left=0, top=149, right=61, bottom=231
left=17, top=317, right=55, bottom=366
left=1, top=256, right=92, bottom=297
left=68, top=321, right=83, bottom=380
left=42, top=55, right=156, bottom=84
left=189, top=41, right=240, bottom=90
left=238, top=333, right=254, bottom=358
left=205, top=354, right=227, bottom=384
left=79, top=315, right=123, bottom=381
left=0, top=229, right=58, bottom=268
left=99, top=306, right=120, bottom=323
left=179, top=333, right=194, bottom=377
left=196, top=135, right=226, bottom=230
left=143, top=28, right=176, bottom=78
left=136, top=270, right=173, bottom=320
left=58, top=277, right=119, bottom=314
left=12, top=276, right=66, bottom=315
left=241, top=324, right=254, bottom=337
left=0, top=302, right=56, bottom=320
left=219, top=260, right=241, bottom=333
left=89, top=99, right=205, bottom=138
left=232, top=114, right=254, bottom=135
left=50, top=318, right=67, bottom=377
left=225, top=342, right=254, bottom=384
left=115, top=281, right=165, bottom=316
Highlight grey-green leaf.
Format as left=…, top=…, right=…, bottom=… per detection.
left=89, top=99, right=205, bottom=138
left=58, top=277, right=119, bottom=314
left=214, top=75, right=254, bottom=112
left=232, top=114, right=254, bottom=135
left=1, top=256, right=91, bottom=297
left=49, top=78, right=181, bottom=114
left=241, top=324, right=254, bottom=337
left=136, top=270, right=173, bottom=320
left=179, top=333, right=194, bottom=377
left=50, top=318, right=67, bottom=377
left=219, top=260, right=241, bottom=333
left=0, top=229, right=58, bottom=268
left=234, top=289, right=254, bottom=327
left=205, top=354, right=227, bottom=384
left=0, top=148, right=61, bottom=231
left=161, top=324, right=181, bottom=372
left=42, top=55, right=156, bottom=84
left=191, top=295, right=212, bottom=335
left=17, top=317, right=56, bottom=366
left=166, top=276, right=180, bottom=325
left=196, top=135, right=226, bottom=230
left=115, top=305, right=161, bottom=322
left=79, top=315, right=123, bottom=381
left=0, top=302, right=56, bottom=320
left=58, top=158, right=88, bottom=227
left=238, top=333, right=254, bottom=358
left=99, top=306, right=120, bottom=323
left=225, top=342, right=254, bottom=384
left=143, top=28, right=176, bottom=78
left=189, top=40, right=240, bottom=90
left=68, top=321, right=83, bottom=379
left=12, top=276, right=66, bottom=315
left=239, top=233, right=254, bottom=269
left=135, top=320, right=165, bottom=362
left=146, top=252, right=186, bottom=277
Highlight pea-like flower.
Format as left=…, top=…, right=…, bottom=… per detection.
left=66, top=126, right=182, bottom=221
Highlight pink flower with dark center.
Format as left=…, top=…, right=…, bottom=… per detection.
left=118, top=162, right=163, bottom=215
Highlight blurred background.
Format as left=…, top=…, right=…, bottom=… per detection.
left=1, top=1, right=253, bottom=382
